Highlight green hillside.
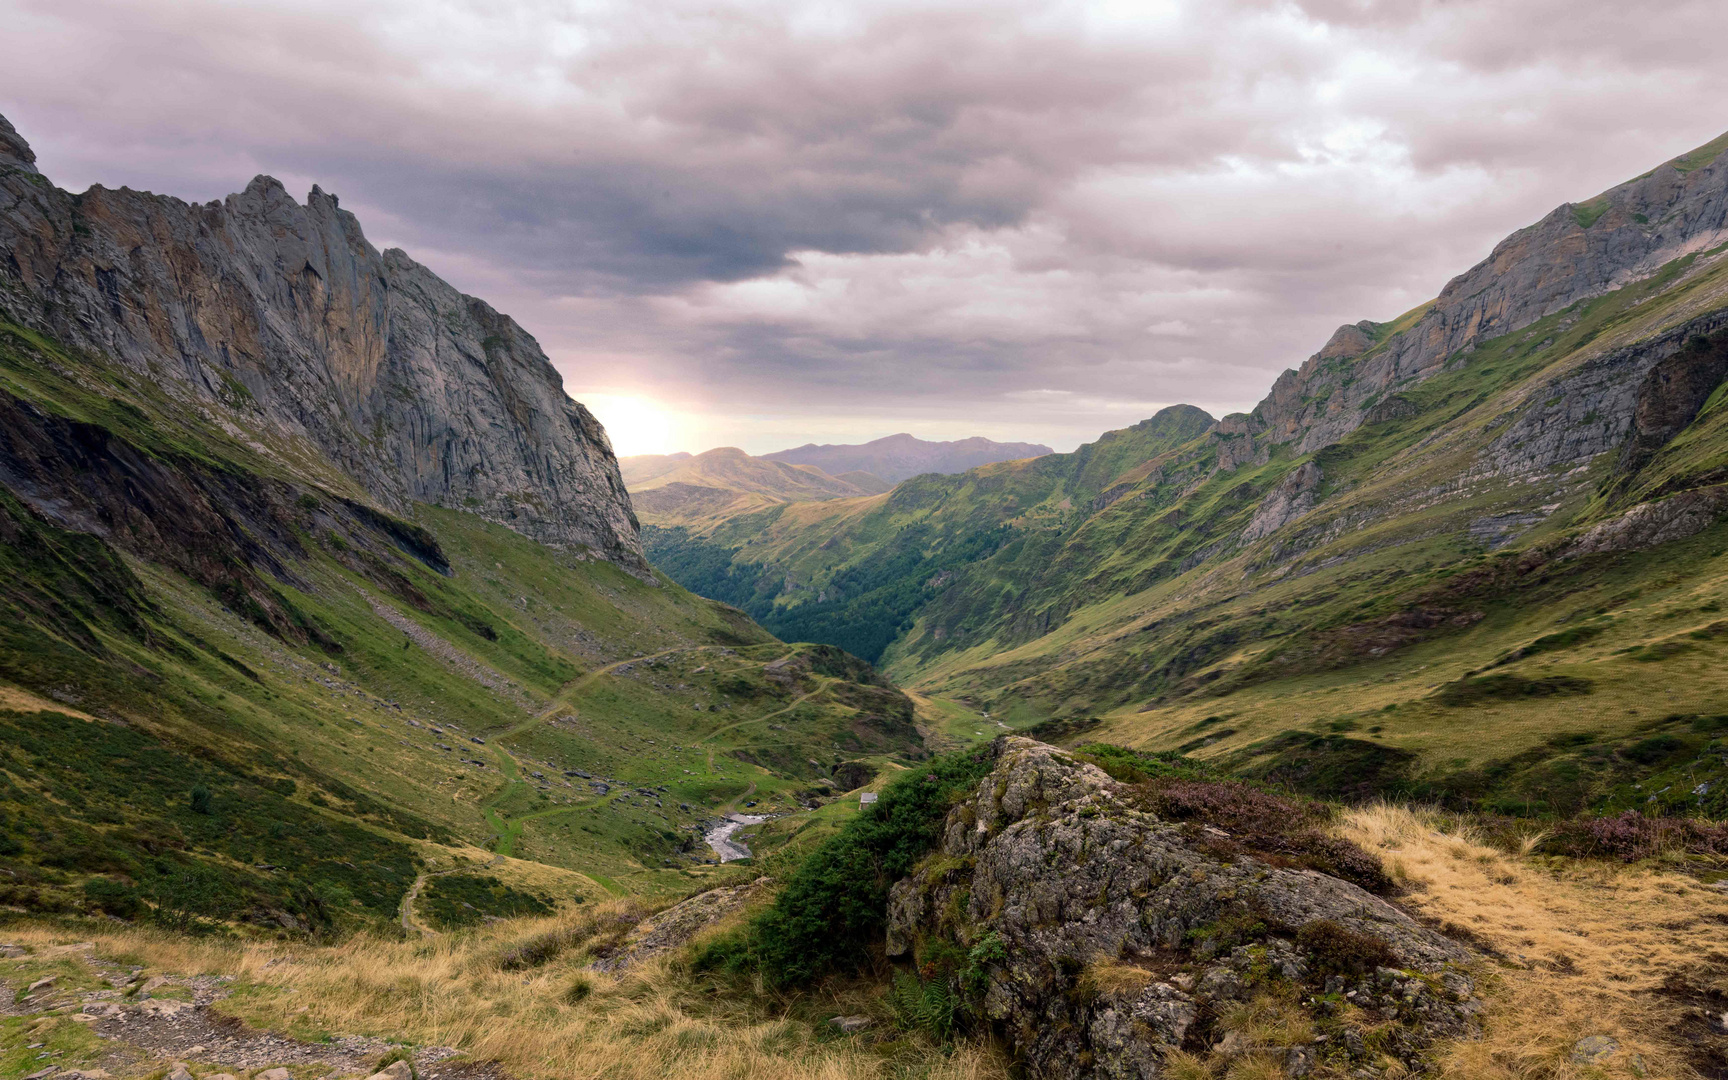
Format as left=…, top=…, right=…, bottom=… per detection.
left=643, top=403, right=1217, bottom=662
left=644, top=142, right=1728, bottom=819
left=0, top=316, right=925, bottom=928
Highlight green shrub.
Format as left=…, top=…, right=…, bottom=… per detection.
left=1621, top=735, right=1685, bottom=766
left=1434, top=673, right=1593, bottom=706
left=497, top=927, right=576, bottom=970
left=563, top=974, right=594, bottom=1005
left=696, top=748, right=995, bottom=987
left=420, top=874, right=552, bottom=930
left=150, top=866, right=234, bottom=931
left=82, top=876, right=142, bottom=919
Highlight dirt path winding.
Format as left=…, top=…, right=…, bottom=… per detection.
left=475, top=644, right=797, bottom=856
left=399, top=856, right=504, bottom=936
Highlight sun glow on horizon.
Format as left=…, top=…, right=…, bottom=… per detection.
left=579, top=393, right=677, bottom=457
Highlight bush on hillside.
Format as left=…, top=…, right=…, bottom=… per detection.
left=1434, top=673, right=1593, bottom=706
left=1545, top=810, right=1728, bottom=862
left=1083, top=744, right=1395, bottom=894
left=420, top=874, right=554, bottom=930
left=694, top=747, right=995, bottom=987
left=82, top=876, right=143, bottom=919
left=1295, top=919, right=1397, bottom=980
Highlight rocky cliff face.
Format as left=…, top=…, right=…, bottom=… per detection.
left=888, top=738, right=1480, bottom=1079
left=0, top=113, right=647, bottom=576
left=1244, top=132, right=1728, bottom=457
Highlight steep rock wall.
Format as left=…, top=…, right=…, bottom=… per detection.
left=0, top=113, right=647, bottom=576
left=1248, top=136, right=1728, bottom=457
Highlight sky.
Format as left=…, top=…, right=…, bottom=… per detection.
left=5, top=0, right=1728, bottom=456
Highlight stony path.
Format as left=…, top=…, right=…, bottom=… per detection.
left=0, top=944, right=498, bottom=1080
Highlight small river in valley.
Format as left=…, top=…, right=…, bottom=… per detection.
left=704, top=813, right=768, bottom=862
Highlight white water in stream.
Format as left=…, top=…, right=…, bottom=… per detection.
left=704, top=814, right=767, bottom=862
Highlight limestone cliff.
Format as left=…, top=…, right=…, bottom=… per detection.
left=1244, top=131, right=1728, bottom=456
left=0, top=113, right=647, bottom=576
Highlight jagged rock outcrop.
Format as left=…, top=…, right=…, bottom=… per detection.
left=1247, top=132, right=1728, bottom=458
left=1620, top=325, right=1728, bottom=472
left=0, top=115, right=37, bottom=176
left=1479, top=313, right=1728, bottom=483
left=1566, top=484, right=1728, bottom=557
left=591, top=878, right=767, bottom=973
left=1240, top=461, right=1322, bottom=543
left=888, top=738, right=1479, bottom=1079
left=0, top=113, right=647, bottom=576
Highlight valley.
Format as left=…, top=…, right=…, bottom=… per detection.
left=3, top=104, right=1728, bottom=1080
left=640, top=128, right=1728, bottom=822
left=0, top=112, right=934, bottom=928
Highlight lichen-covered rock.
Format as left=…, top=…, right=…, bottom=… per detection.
left=886, top=737, right=1480, bottom=1079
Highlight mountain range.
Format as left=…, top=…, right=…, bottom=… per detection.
left=619, top=447, right=893, bottom=525
left=620, top=433, right=1051, bottom=526
left=647, top=126, right=1728, bottom=818
left=761, top=432, right=1052, bottom=484
left=6, top=105, right=1728, bottom=1080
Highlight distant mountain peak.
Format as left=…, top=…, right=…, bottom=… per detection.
left=762, top=433, right=1053, bottom=485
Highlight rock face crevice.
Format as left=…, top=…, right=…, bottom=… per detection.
left=1479, top=311, right=1728, bottom=484
left=1239, top=461, right=1323, bottom=544
left=0, top=114, right=647, bottom=576
left=887, top=738, right=1479, bottom=1079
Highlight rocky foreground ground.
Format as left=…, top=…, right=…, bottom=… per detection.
left=888, top=738, right=1484, bottom=1078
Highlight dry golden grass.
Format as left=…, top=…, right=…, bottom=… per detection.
left=1217, top=992, right=1315, bottom=1049
left=1081, top=958, right=1155, bottom=1001
left=0, top=682, right=98, bottom=720
left=1160, top=1048, right=1215, bottom=1080
left=1221, top=1054, right=1292, bottom=1080
left=1339, top=803, right=1728, bottom=1080
left=13, top=805, right=1722, bottom=1080
left=1, top=906, right=1007, bottom=1080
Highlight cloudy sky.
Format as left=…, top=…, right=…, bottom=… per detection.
left=5, top=0, right=1728, bottom=455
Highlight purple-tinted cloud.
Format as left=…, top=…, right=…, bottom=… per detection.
left=4, top=0, right=1728, bottom=453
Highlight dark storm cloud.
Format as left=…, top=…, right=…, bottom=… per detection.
left=5, top=0, right=1728, bottom=452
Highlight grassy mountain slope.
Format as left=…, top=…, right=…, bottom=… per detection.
left=642, top=404, right=1217, bottom=663
left=647, top=131, right=1728, bottom=819
left=0, top=312, right=924, bottom=928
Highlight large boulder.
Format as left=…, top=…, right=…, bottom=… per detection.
left=886, top=738, right=1480, bottom=1079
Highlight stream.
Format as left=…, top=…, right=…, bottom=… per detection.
left=704, top=813, right=768, bottom=862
